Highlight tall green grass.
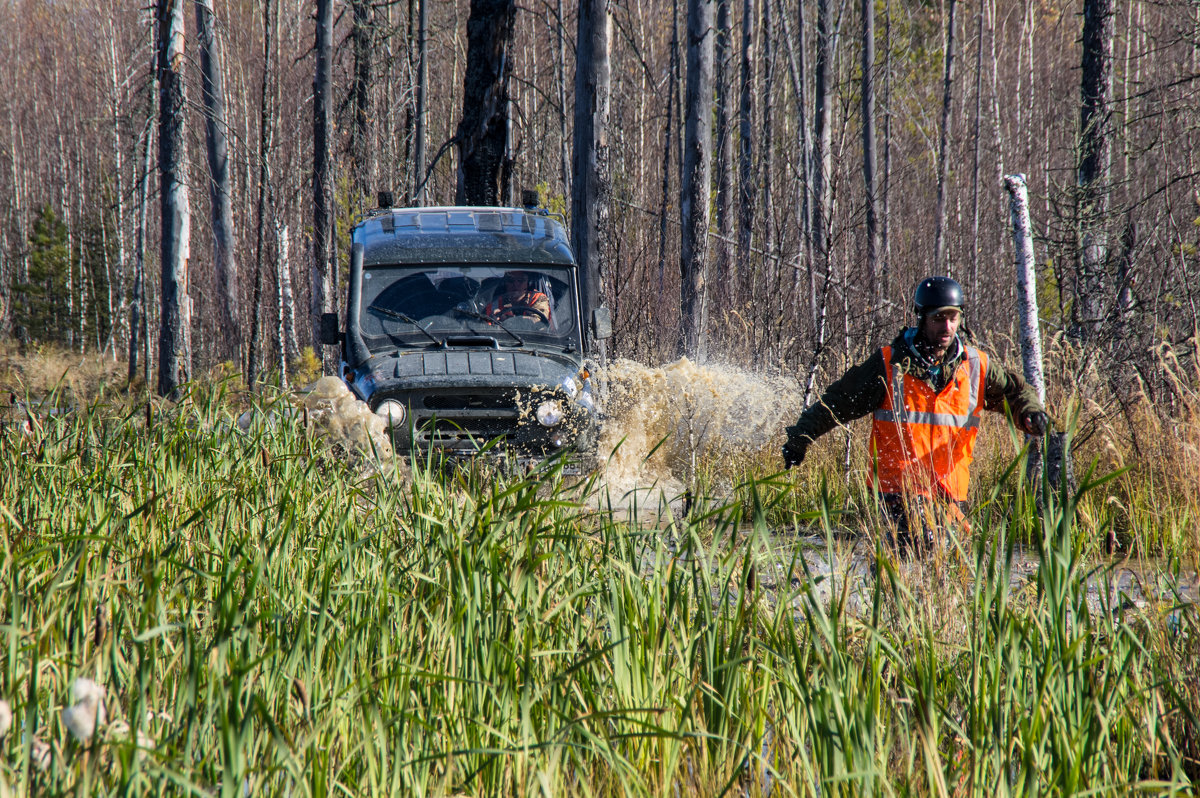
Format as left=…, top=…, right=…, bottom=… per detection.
left=0, top=386, right=1195, bottom=795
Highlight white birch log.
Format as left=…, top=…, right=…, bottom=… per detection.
left=1003, top=173, right=1046, bottom=403
left=1006, top=173, right=1073, bottom=493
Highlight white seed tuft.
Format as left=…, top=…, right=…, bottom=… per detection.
left=30, top=737, right=50, bottom=771
left=0, top=700, right=10, bottom=738
left=62, top=678, right=107, bottom=742
left=109, top=720, right=156, bottom=756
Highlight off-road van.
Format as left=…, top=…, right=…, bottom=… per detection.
left=321, top=198, right=611, bottom=470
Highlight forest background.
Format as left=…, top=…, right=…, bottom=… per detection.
left=0, top=0, right=1198, bottom=444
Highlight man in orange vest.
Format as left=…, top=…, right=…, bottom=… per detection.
left=782, top=276, right=1049, bottom=549
left=486, top=270, right=552, bottom=323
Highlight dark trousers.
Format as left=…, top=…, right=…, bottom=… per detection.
left=878, top=492, right=970, bottom=553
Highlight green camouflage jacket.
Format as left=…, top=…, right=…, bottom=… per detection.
left=786, top=328, right=1046, bottom=445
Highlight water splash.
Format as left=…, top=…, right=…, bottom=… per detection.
left=596, top=357, right=801, bottom=501
left=301, top=376, right=395, bottom=458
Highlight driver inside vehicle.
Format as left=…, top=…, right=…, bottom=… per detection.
left=485, top=270, right=551, bottom=323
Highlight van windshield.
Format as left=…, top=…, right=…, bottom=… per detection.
left=359, top=264, right=580, bottom=352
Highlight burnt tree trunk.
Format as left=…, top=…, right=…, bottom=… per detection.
left=736, top=0, right=755, bottom=272
left=713, top=0, right=733, bottom=301
left=413, top=0, right=429, bottom=203
left=680, top=0, right=714, bottom=359
left=156, top=0, right=191, bottom=398
left=312, top=0, right=333, bottom=362
left=758, top=0, right=776, bottom=329
left=455, top=0, right=516, bottom=206
left=861, top=0, right=879, bottom=305
left=571, top=0, right=610, bottom=352
left=932, top=0, right=957, bottom=273
left=130, top=118, right=153, bottom=385
left=556, top=0, right=572, bottom=195
left=1074, top=0, right=1115, bottom=344
left=656, top=7, right=681, bottom=292
left=350, top=0, right=374, bottom=199
left=969, top=0, right=984, bottom=300
left=249, top=0, right=278, bottom=388
left=812, top=0, right=835, bottom=267
left=880, top=0, right=893, bottom=299
left=779, top=0, right=812, bottom=317
left=196, top=0, right=241, bottom=364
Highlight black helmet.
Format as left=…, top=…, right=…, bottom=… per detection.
left=913, top=276, right=964, bottom=315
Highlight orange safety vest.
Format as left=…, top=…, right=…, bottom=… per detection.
left=486, top=289, right=550, bottom=321
left=869, top=344, right=987, bottom=502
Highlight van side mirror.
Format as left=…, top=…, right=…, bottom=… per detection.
left=591, top=307, right=612, bottom=340
left=320, top=312, right=341, bottom=345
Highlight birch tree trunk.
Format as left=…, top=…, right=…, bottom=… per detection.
left=932, top=0, right=957, bottom=273
left=312, top=0, right=332, bottom=360
left=277, top=220, right=291, bottom=390
left=157, top=0, right=191, bottom=398
left=680, top=0, right=714, bottom=358
left=279, top=222, right=299, bottom=362
left=455, top=0, right=516, bottom=206
left=1005, top=175, right=1045, bottom=399
left=107, top=30, right=128, bottom=357
left=197, top=0, right=241, bottom=364
left=1005, top=173, right=1070, bottom=490
left=571, top=0, right=610, bottom=352
left=60, top=133, right=73, bottom=351
left=1074, top=0, right=1115, bottom=343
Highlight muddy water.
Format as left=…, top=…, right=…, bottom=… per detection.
left=595, top=357, right=800, bottom=507
left=300, top=376, right=396, bottom=456
left=746, top=534, right=1200, bottom=619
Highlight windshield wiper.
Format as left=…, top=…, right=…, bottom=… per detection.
left=368, top=304, right=444, bottom=347
left=453, top=305, right=524, bottom=345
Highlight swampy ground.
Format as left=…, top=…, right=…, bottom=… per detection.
left=2, top=346, right=1200, bottom=795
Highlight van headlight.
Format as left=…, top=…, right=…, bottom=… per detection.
left=576, top=391, right=596, bottom=415
left=535, top=400, right=565, bottom=427
left=375, top=399, right=406, bottom=427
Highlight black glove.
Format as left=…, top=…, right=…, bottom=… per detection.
left=1020, top=411, right=1049, bottom=437
left=782, top=437, right=808, bottom=469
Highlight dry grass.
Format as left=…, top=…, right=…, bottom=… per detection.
left=0, top=341, right=135, bottom=403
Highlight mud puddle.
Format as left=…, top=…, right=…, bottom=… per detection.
left=640, top=528, right=1200, bottom=623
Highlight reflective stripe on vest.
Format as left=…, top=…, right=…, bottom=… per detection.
left=873, top=348, right=982, bottom=430
left=869, top=344, right=987, bottom=502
